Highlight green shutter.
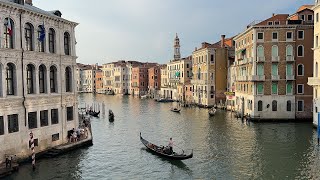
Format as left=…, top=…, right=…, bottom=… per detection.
left=257, top=46, right=264, bottom=57
left=286, top=45, right=293, bottom=56
left=272, top=64, right=278, bottom=76
left=257, top=64, right=264, bottom=75
left=286, top=64, right=292, bottom=75
left=257, top=83, right=263, bottom=94
left=272, top=83, right=278, bottom=94
left=286, top=82, right=292, bottom=94
left=272, top=46, right=278, bottom=57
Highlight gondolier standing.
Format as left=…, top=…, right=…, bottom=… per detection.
left=168, top=138, right=173, bottom=154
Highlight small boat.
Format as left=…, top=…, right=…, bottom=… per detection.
left=109, top=110, right=115, bottom=122
left=106, top=90, right=115, bottom=95
left=86, top=110, right=100, bottom=117
left=208, top=108, right=216, bottom=116
left=170, top=107, right=181, bottom=113
left=156, top=98, right=174, bottom=103
left=140, top=133, right=193, bottom=160
left=141, top=95, right=149, bottom=99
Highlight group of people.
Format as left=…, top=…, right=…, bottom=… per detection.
left=155, top=138, right=174, bottom=155
left=68, top=127, right=87, bottom=143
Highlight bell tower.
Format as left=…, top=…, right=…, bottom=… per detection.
left=174, top=33, right=181, bottom=60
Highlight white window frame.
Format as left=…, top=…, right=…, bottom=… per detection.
left=257, top=32, right=264, bottom=42
left=268, top=21, right=273, bottom=25
left=274, top=21, right=280, bottom=25
left=297, top=84, right=304, bottom=94
left=286, top=31, right=293, bottom=41
left=272, top=32, right=278, bottom=41
left=297, top=45, right=304, bottom=57
left=297, top=64, right=304, bottom=76
left=297, top=100, right=304, bottom=112
left=298, top=30, right=304, bottom=40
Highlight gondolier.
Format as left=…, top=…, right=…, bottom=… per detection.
left=168, top=138, right=173, bottom=154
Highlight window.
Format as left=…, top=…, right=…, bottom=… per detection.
left=50, top=66, right=57, bottom=93
left=65, top=67, right=72, bottom=92
left=272, top=45, right=278, bottom=57
left=317, top=13, right=319, bottom=23
left=301, top=15, right=305, bottom=21
left=286, top=82, right=293, bottom=94
left=52, top=133, right=59, bottom=142
left=297, top=84, right=304, bottom=94
left=257, top=32, right=263, bottom=40
left=37, top=25, right=45, bottom=52
left=210, top=55, right=214, bottom=63
left=316, top=36, right=319, bottom=48
left=51, top=109, right=59, bottom=124
left=286, top=64, right=293, bottom=76
left=4, top=18, right=14, bottom=49
left=67, top=106, right=73, bottom=121
left=258, top=100, right=263, bottom=111
left=286, top=32, right=292, bottom=40
left=308, top=14, right=313, bottom=21
left=39, top=65, right=46, bottom=93
left=297, top=100, right=304, bottom=111
left=48, top=28, right=55, bottom=53
left=0, top=116, right=4, bottom=135
left=27, top=64, right=35, bottom=94
left=286, top=45, right=293, bottom=56
left=28, top=112, right=37, bottom=129
left=274, top=21, right=280, bottom=25
left=287, top=100, right=291, bottom=111
left=257, top=46, right=264, bottom=57
left=272, top=100, right=277, bottom=111
left=6, top=63, right=15, bottom=95
left=272, top=64, right=278, bottom=76
left=257, top=83, right=263, bottom=95
left=297, top=45, right=304, bottom=57
left=8, top=114, right=18, bottom=133
left=272, top=82, right=278, bottom=95
left=268, top=21, right=273, bottom=25
left=272, top=32, right=278, bottom=40
left=297, top=64, right=304, bottom=76
left=298, top=30, right=304, bottom=39
left=40, top=110, right=48, bottom=127
left=64, top=32, right=70, bottom=55
left=25, top=23, right=33, bottom=51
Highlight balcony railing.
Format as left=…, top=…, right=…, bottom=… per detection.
left=272, top=56, right=279, bottom=62
left=271, top=75, right=280, bottom=80
left=257, top=57, right=265, bottom=62
left=236, top=76, right=248, bottom=81
left=308, top=77, right=320, bottom=86
left=286, top=55, right=295, bottom=62
left=191, top=79, right=207, bottom=85
left=249, top=75, right=265, bottom=81
left=286, top=75, right=295, bottom=80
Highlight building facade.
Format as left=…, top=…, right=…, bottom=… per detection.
left=148, top=65, right=161, bottom=98
left=0, top=0, right=78, bottom=162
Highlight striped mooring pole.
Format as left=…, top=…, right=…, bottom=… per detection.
left=29, top=132, right=35, bottom=170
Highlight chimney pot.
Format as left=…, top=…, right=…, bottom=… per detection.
left=221, top=35, right=226, bottom=48
left=272, top=13, right=275, bottom=17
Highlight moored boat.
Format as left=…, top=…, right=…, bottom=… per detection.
left=86, top=110, right=100, bottom=117
left=140, top=133, right=193, bottom=160
left=170, top=107, right=181, bottom=113
left=208, top=108, right=216, bottom=116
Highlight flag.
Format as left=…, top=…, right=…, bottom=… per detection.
left=7, top=19, right=12, bottom=36
left=38, top=22, right=45, bottom=42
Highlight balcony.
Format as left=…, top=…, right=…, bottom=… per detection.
left=271, top=75, right=280, bottom=80
left=191, top=79, right=207, bottom=85
left=249, top=75, right=265, bottom=81
left=236, top=76, right=248, bottom=81
left=257, top=57, right=265, bottom=62
left=272, top=56, right=279, bottom=62
left=286, top=55, right=295, bottom=62
left=308, top=77, right=320, bottom=86
left=286, top=75, right=295, bottom=80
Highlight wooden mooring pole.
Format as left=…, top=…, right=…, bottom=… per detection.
left=29, top=132, right=35, bottom=170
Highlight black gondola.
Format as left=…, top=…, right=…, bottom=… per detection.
left=170, top=107, right=181, bottom=113
left=140, top=133, right=193, bottom=160
left=109, top=110, right=114, bottom=122
left=86, top=110, right=100, bottom=117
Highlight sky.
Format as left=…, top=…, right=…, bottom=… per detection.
left=33, top=0, right=314, bottom=65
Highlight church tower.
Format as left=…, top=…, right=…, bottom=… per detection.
left=174, top=33, right=181, bottom=60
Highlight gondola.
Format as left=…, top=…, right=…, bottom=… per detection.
left=170, top=107, right=181, bottom=113
left=109, top=110, right=115, bottom=122
left=86, top=110, right=100, bottom=117
left=140, top=133, right=193, bottom=160
left=208, top=108, right=216, bottom=116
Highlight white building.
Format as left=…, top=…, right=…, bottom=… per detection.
left=0, top=0, right=79, bottom=162
left=309, top=1, right=320, bottom=127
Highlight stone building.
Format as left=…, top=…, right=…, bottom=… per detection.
left=0, top=0, right=78, bottom=162
left=148, top=65, right=161, bottom=98
left=235, top=6, right=313, bottom=120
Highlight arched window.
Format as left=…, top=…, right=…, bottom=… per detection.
left=257, top=46, right=264, bottom=57
left=258, top=100, right=263, bottom=111
left=297, top=45, right=304, bottom=57
left=272, top=45, right=278, bottom=57
left=39, top=65, right=46, bottom=93
left=50, top=66, right=57, bottom=93
left=286, top=45, right=293, bottom=56
left=27, top=64, right=35, bottom=94
left=4, top=18, right=14, bottom=49
left=25, top=23, right=33, bottom=51
left=297, top=64, right=304, bottom=76
left=64, top=32, right=70, bottom=55
left=6, top=63, right=15, bottom=95
left=287, top=100, right=291, bottom=111
left=48, top=28, right=55, bottom=53
left=37, top=25, right=45, bottom=52
left=272, top=100, right=277, bottom=111
left=65, top=67, right=72, bottom=92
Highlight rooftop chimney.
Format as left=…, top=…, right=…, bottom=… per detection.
left=272, top=13, right=275, bottom=17
left=25, top=0, right=32, bottom=5
left=221, top=35, right=226, bottom=48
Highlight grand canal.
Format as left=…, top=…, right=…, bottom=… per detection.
left=6, top=93, right=320, bottom=179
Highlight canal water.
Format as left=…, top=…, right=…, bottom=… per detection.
left=5, top=94, right=320, bottom=179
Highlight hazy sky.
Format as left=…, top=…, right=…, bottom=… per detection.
left=33, top=0, right=314, bottom=65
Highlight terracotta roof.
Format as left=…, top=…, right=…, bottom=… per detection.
left=297, top=5, right=313, bottom=13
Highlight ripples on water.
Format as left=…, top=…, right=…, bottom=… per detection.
left=6, top=94, right=320, bottom=180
